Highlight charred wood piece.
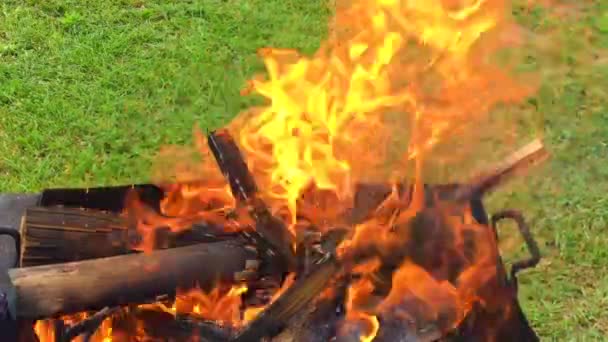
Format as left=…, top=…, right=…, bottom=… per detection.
left=206, top=130, right=258, bottom=202
left=52, top=319, right=66, bottom=342
left=207, top=129, right=296, bottom=271
left=234, top=227, right=347, bottom=341
left=295, top=228, right=322, bottom=275
left=232, top=256, right=340, bottom=342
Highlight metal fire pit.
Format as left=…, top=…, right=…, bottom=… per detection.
left=0, top=184, right=540, bottom=341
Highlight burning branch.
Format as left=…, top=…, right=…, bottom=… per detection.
left=129, top=307, right=234, bottom=341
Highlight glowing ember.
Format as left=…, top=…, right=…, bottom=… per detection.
left=34, top=0, right=540, bottom=341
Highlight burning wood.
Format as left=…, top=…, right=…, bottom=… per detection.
left=0, top=0, right=554, bottom=340
left=207, top=129, right=297, bottom=271
left=125, top=307, right=235, bottom=342
left=61, top=306, right=120, bottom=342
left=3, top=137, right=548, bottom=341
left=234, top=255, right=341, bottom=341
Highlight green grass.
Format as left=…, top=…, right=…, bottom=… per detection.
left=0, top=0, right=607, bottom=340
left=0, top=0, right=330, bottom=190
left=487, top=1, right=608, bottom=340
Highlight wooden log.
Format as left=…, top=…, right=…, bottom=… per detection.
left=9, top=241, right=257, bottom=319
left=19, top=207, right=238, bottom=267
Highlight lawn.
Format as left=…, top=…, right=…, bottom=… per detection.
left=0, top=0, right=607, bottom=340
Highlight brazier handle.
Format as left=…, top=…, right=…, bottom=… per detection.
left=0, top=226, right=20, bottom=268
left=491, top=210, right=541, bottom=284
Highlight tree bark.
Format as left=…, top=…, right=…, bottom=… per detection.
left=9, top=241, right=257, bottom=319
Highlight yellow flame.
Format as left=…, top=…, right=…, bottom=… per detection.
left=236, top=0, right=533, bottom=223
left=361, top=315, right=380, bottom=342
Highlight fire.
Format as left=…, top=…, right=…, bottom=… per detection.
left=127, top=128, right=246, bottom=252
left=35, top=284, right=249, bottom=341
left=344, top=278, right=380, bottom=341
left=235, top=0, right=535, bottom=225
left=231, top=0, right=534, bottom=340
left=243, top=273, right=296, bottom=322
left=35, top=0, right=538, bottom=340
left=171, top=284, right=248, bottom=325
left=34, top=277, right=297, bottom=341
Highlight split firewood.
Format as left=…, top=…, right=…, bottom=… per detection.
left=19, top=207, right=130, bottom=267
left=19, top=206, right=239, bottom=267
left=9, top=241, right=258, bottom=319
left=450, top=138, right=549, bottom=202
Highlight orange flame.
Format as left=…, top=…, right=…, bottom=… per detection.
left=172, top=284, right=248, bottom=326
left=126, top=126, right=244, bottom=252
left=35, top=284, right=250, bottom=341
left=243, top=273, right=297, bottom=322
left=344, top=278, right=380, bottom=341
